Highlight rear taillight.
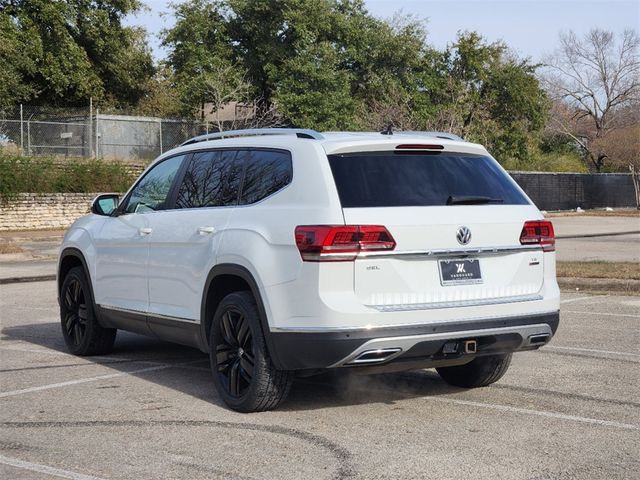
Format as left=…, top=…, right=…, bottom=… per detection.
left=520, top=220, right=555, bottom=252
left=295, top=225, right=396, bottom=261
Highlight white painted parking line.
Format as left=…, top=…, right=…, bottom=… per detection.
left=560, top=295, right=608, bottom=304
left=0, top=345, right=135, bottom=362
left=546, top=345, right=640, bottom=358
left=300, top=378, right=640, bottom=431
left=0, top=359, right=206, bottom=398
left=0, top=453, right=107, bottom=480
left=427, top=396, right=640, bottom=431
left=564, top=310, right=639, bottom=319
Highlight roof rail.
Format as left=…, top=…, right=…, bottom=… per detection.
left=392, top=131, right=465, bottom=141
left=181, top=128, right=325, bottom=146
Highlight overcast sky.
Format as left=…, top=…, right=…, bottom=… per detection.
left=126, top=0, right=640, bottom=62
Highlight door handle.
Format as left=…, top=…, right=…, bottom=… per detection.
left=198, top=226, right=216, bottom=235
left=139, top=227, right=153, bottom=236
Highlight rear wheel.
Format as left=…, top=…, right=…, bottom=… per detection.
left=59, top=266, right=116, bottom=355
left=209, top=291, right=293, bottom=412
left=436, top=353, right=512, bottom=388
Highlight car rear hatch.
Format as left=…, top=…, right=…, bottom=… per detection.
left=325, top=145, right=552, bottom=312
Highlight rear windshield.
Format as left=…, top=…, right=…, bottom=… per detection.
left=328, top=152, right=529, bottom=208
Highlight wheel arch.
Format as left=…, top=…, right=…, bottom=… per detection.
left=200, top=264, right=283, bottom=369
left=58, top=248, right=98, bottom=315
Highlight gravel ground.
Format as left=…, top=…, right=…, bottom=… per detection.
left=1, top=281, right=638, bottom=479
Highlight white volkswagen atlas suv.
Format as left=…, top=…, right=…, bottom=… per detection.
left=57, top=128, right=559, bottom=412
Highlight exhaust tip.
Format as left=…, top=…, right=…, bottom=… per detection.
left=528, top=334, right=550, bottom=346
left=347, top=348, right=402, bottom=365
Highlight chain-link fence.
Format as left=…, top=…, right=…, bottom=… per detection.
left=0, top=104, right=213, bottom=162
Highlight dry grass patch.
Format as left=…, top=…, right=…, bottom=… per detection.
left=546, top=209, right=640, bottom=218
left=0, top=243, right=24, bottom=254
left=557, top=261, right=640, bottom=280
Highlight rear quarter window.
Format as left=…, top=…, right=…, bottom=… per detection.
left=240, top=150, right=292, bottom=205
left=328, top=152, right=529, bottom=207
left=174, top=148, right=292, bottom=209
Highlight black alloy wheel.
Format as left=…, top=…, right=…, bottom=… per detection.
left=59, top=266, right=117, bottom=355
left=209, top=291, right=293, bottom=412
left=61, top=277, right=88, bottom=347
left=214, top=307, right=255, bottom=397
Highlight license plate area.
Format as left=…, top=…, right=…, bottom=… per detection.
left=439, top=259, right=482, bottom=286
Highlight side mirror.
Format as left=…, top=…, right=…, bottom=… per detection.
left=91, top=194, right=119, bottom=216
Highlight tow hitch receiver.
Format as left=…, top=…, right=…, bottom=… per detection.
left=463, top=339, right=477, bottom=354
left=442, top=339, right=478, bottom=355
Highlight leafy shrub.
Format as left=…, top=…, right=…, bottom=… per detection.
left=0, top=151, right=139, bottom=199
left=503, top=151, right=587, bottom=173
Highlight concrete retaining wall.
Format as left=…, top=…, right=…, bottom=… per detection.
left=510, top=172, right=636, bottom=211
left=0, top=193, right=95, bottom=231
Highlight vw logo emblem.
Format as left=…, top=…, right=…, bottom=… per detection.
left=456, top=226, right=471, bottom=245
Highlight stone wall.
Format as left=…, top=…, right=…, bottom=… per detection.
left=0, top=171, right=637, bottom=231
left=0, top=193, right=96, bottom=231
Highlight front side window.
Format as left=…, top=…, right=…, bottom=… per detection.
left=175, top=150, right=244, bottom=209
left=124, top=155, right=185, bottom=214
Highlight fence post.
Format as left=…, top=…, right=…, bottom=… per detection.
left=159, top=118, right=163, bottom=154
left=95, top=108, right=99, bottom=159
left=89, top=97, right=93, bottom=159
left=19, top=104, right=24, bottom=154
left=26, top=117, right=31, bottom=156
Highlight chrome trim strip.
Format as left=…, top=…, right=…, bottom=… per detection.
left=370, top=294, right=543, bottom=313
left=311, top=244, right=541, bottom=260
left=331, top=323, right=553, bottom=367
left=357, top=244, right=542, bottom=259
left=270, top=309, right=558, bottom=333
left=98, top=304, right=197, bottom=323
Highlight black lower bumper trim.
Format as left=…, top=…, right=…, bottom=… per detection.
left=269, top=311, right=559, bottom=370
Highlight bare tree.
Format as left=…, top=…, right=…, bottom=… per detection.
left=201, top=64, right=282, bottom=132
left=542, top=29, right=640, bottom=171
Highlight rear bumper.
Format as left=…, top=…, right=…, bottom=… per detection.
left=269, top=310, right=559, bottom=371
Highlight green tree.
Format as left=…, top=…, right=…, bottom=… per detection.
left=0, top=0, right=154, bottom=108
left=163, top=0, right=430, bottom=128
left=162, top=0, right=237, bottom=117
left=423, top=32, right=548, bottom=164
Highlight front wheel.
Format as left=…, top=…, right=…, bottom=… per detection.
left=436, top=353, right=512, bottom=388
left=59, top=266, right=116, bottom=355
left=209, top=291, right=293, bottom=412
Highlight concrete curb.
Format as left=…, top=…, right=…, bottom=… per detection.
left=556, top=230, right=640, bottom=239
left=0, top=274, right=56, bottom=285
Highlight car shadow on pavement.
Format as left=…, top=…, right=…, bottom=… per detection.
left=2, top=322, right=464, bottom=411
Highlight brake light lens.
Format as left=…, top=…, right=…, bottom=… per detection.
left=295, top=225, right=396, bottom=261
left=520, top=220, right=555, bottom=252
left=395, top=144, right=444, bottom=150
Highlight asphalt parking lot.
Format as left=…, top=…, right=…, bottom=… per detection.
left=0, top=281, right=638, bottom=479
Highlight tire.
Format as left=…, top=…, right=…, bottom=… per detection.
left=209, top=291, right=293, bottom=412
left=59, top=266, right=116, bottom=356
left=436, top=353, right=512, bottom=388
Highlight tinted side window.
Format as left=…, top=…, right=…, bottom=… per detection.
left=240, top=150, right=292, bottom=205
left=175, top=150, right=244, bottom=209
left=124, top=155, right=185, bottom=214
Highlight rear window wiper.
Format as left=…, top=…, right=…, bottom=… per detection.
left=446, top=195, right=504, bottom=205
